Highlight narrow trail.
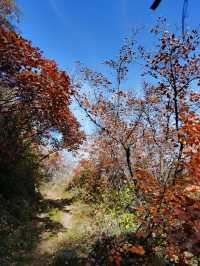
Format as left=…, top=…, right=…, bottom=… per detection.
left=34, top=205, right=72, bottom=256
left=28, top=186, right=94, bottom=266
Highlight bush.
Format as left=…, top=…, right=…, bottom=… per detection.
left=87, top=232, right=182, bottom=266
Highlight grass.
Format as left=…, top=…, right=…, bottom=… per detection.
left=48, top=208, right=62, bottom=223
left=1, top=178, right=141, bottom=265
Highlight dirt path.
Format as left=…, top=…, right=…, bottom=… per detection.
left=34, top=191, right=73, bottom=254
left=29, top=187, right=94, bottom=266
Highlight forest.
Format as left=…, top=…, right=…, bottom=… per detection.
left=0, top=0, right=200, bottom=265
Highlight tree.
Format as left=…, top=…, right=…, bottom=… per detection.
left=0, top=25, right=84, bottom=159
left=73, top=36, right=145, bottom=195
left=0, top=20, right=85, bottom=201
left=136, top=21, right=200, bottom=261
left=75, top=22, right=200, bottom=263
left=0, top=0, right=19, bottom=28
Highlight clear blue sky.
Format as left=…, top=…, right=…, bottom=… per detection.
left=17, top=0, right=200, bottom=72
left=16, top=0, right=200, bottom=135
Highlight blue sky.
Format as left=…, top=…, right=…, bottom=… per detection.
left=16, top=0, right=200, bottom=135
left=17, top=0, right=200, bottom=72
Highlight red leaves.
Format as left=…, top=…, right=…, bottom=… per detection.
left=109, top=254, right=122, bottom=266
left=0, top=25, right=84, bottom=151
left=173, top=207, right=189, bottom=220
left=73, top=25, right=200, bottom=264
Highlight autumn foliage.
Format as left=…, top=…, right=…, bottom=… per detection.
left=0, top=25, right=84, bottom=151
left=71, top=20, right=200, bottom=265
left=0, top=18, right=84, bottom=204
left=1, top=2, right=200, bottom=264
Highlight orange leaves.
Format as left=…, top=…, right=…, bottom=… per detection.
left=184, top=185, right=200, bottom=199
left=108, top=244, right=145, bottom=266
left=0, top=25, right=84, bottom=151
left=91, top=105, right=97, bottom=114
left=179, top=137, right=187, bottom=145
left=119, top=243, right=145, bottom=256
left=82, top=98, right=90, bottom=108
left=128, top=245, right=145, bottom=255
left=165, top=245, right=180, bottom=262
left=74, top=25, right=200, bottom=263
left=135, top=206, right=145, bottom=213
left=135, top=169, right=160, bottom=194
left=148, top=95, right=160, bottom=104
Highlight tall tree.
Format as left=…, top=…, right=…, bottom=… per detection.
left=0, top=25, right=84, bottom=152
